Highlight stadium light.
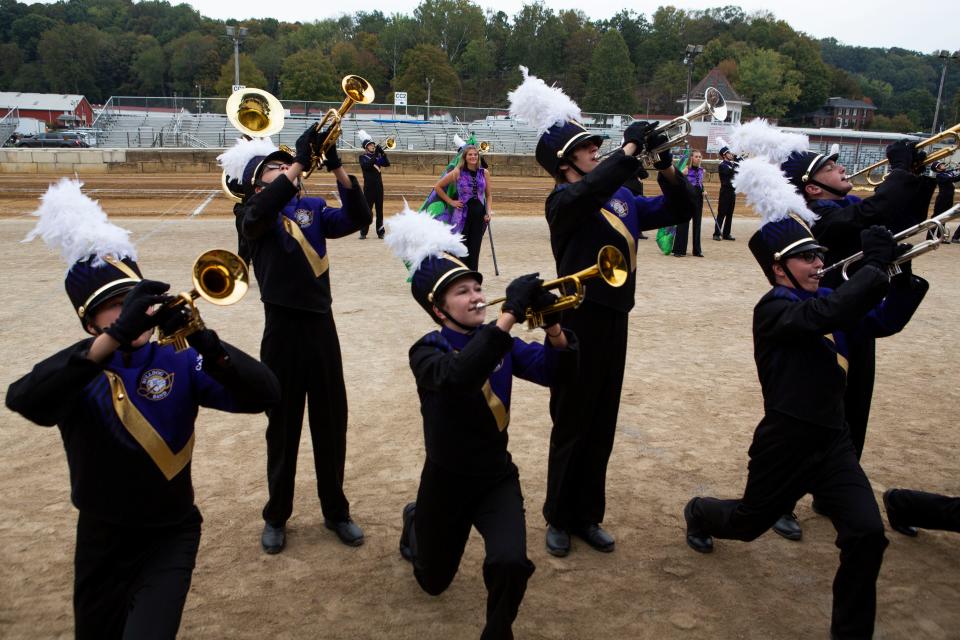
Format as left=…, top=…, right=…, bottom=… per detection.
left=225, top=25, right=249, bottom=88
left=683, top=44, right=704, bottom=114
left=932, top=50, right=960, bottom=136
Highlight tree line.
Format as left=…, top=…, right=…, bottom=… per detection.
left=1, top=0, right=957, bottom=133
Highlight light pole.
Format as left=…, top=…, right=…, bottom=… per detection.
left=224, top=25, right=248, bottom=88
left=195, top=83, right=202, bottom=114
left=683, top=44, right=704, bottom=114
left=425, top=77, right=434, bottom=121
left=931, top=49, right=959, bottom=135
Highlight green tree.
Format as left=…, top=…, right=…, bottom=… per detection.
left=252, top=41, right=286, bottom=95
left=10, top=14, right=58, bottom=60
left=871, top=113, right=916, bottom=133
left=214, top=54, right=266, bottom=97
left=780, top=36, right=831, bottom=118
left=166, top=31, right=221, bottom=93
left=414, top=0, right=485, bottom=63
left=737, top=48, right=801, bottom=118
left=280, top=48, right=340, bottom=102
left=132, top=35, right=167, bottom=94
left=643, top=59, right=687, bottom=114
left=457, top=38, right=496, bottom=104
left=583, top=29, right=635, bottom=116
left=0, top=42, right=24, bottom=88
left=38, top=23, right=104, bottom=98
left=393, top=44, right=460, bottom=106
left=379, top=14, right=420, bottom=81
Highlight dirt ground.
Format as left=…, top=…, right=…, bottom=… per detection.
left=0, top=171, right=958, bottom=639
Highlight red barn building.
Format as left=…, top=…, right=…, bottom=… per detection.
left=0, top=92, right=95, bottom=128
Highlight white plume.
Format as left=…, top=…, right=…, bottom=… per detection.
left=829, top=143, right=840, bottom=156
left=453, top=134, right=466, bottom=149
left=216, top=137, right=278, bottom=179
left=716, top=136, right=728, bottom=149
left=357, top=129, right=372, bottom=144
left=733, top=158, right=818, bottom=227
left=728, top=119, right=808, bottom=164
left=507, top=65, right=581, bottom=134
left=384, top=201, right=467, bottom=272
left=23, top=178, right=137, bottom=269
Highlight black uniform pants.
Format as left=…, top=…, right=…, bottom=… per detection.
left=74, top=507, right=202, bottom=640
left=715, top=188, right=735, bottom=238
left=408, top=459, right=534, bottom=640
left=361, top=176, right=384, bottom=237
left=673, top=188, right=703, bottom=255
left=544, top=301, right=628, bottom=529
left=261, top=304, right=350, bottom=525
left=886, top=489, right=960, bottom=532
left=233, top=203, right=251, bottom=264
left=689, top=415, right=887, bottom=639
left=845, top=333, right=876, bottom=459
left=463, top=198, right=487, bottom=271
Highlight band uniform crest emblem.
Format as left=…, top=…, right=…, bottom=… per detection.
left=610, top=199, right=628, bottom=218
left=294, top=208, right=313, bottom=227
left=137, top=368, right=175, bottom=401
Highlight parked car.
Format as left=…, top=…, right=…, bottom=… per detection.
left=15, top=132, right=89, bottom=148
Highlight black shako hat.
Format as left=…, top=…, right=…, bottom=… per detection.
left=535, top=120, right=604, bottom=177
left=65, top=254, right=143, bottom=325
left=748, top=214, right=827, bottom=284
left=780, top=150, right=839, bottom=191
left=411, top=254, right=482, bottom=324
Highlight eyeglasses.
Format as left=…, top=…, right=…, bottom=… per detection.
left=794, top=250, right=825, bottom=264
left=262, top=163, right=286, bottom=172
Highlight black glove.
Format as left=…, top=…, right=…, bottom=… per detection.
left=532, top=290, right=562, bottom=329
left=502, top=273, right=542, bottom=320
left=294, top=124, right=318, bottom=168
left=859, top=225, right=897, bottom=270
left=636, top=166, right=650, bottom=181
left=644, top=130, right=672, bottom=170
left=893, top=242, right=913, bottom=278
left=623, top=121, right=654, bottom=148
left=913, top=150, right=927, bottom=174
left=154, top=302, right=193, bottom=337
left=323, top=141, right=342, bottom=172
left=187, top=328, right=228, bottom=361
left=375, top=144, right=384, bottom=155
left=885, top=140, right=915, bottom=172
left=104, top=280, right=170, bottom=345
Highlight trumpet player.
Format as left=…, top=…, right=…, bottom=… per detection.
left=714, top=145, right=738, bottom=241
left=6, top=179, right=279, bottom=639
left=232, top=123, right=372, bottom=553
left=509, top=67, right=696, bottom=557
left=358, top=130, right=390, bottom=239
left=769, top=139, right=935, bottom=541
left=385, top=208, right=578, bottom=640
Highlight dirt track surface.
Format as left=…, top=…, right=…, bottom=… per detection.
left=0, top=172, right=958, bottom=639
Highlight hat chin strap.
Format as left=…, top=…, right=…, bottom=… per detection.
left=780, top=261, right=804, bottom=291
left=808, top=178, right=846, bottom=198
left=436, top=305, right=476, bottom=332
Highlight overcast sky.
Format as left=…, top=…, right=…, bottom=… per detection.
left=169, top=0, right=957, bottom=54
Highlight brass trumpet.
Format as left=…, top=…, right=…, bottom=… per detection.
left=478, top=245, right=628, bottom=329
left=638, top=87, right=726, bottom=167
left=384, top=136, right=396, bottom=150
left=847, top=123, right=960, bottom=186
left=156, top=249, right=249, bottom=352
left=816, top=203, right=960, bottom=280
left=305, top=75, right=375, bottom=178
left=479, top=141, right=491, bottom=153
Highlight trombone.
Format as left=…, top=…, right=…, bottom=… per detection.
left=156, top=249, right=250, bottom=352
left=637, top=87, right=726, bottom=167
left=305, top=75, right=375, bottom=178
left=847, top=123, right=960, bottom=186
left=816, top=203, right=960, bottom=280
left=477, top=245, right=628, bottom=329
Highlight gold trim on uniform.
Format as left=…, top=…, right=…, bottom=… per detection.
left=823, top=333, right=849, bottom=374
left=600, top=208, right=637, bottom=272
left=104, top=371, right=195, bottom=481
left=282, top=216, right=330, bottom=278
left=481, top=380, right=510, bottom=431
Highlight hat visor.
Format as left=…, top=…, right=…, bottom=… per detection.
left=780, top=239, right=828, bottom=259
left=808, top=152, right=840, bottom=180
left=558, top=131, right=605, bottom=159
left=432, top=267, right=483, bottom=302
left=82, top=280, right=138, bottom=319
left=253, top=149, right=296, bottom=183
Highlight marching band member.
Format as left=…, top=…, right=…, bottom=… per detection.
left=674, top=149, right=705, bottom=257
left=771, top=132, right=934, bottom=539
left=714, top=144, right=738, bottom=241
left=227, top=124, right=372, bottom=553
left=508, top=66, right=696, bottom=556
left=6, top=179, right=279, bottom=639
left=884, top=489, right=960, bottom=536
left=385, top=207, right=578, bottom=640
left=357, top=129, right=390, bottom=239
left=682, top=138, right=928, bottom=638
left=431, top=141, right=493, bottom=270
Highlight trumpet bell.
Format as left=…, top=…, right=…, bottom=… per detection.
left=596, top=245, right=628, bottom=287
left=221, top=171, right=243, bottom=203
left=343, top=75, right=375, bottom=105
left=703, top=87, right=727, bottom=122
left=192, top=249, right=249, bottom=306
left=478, top=141, right=491, bottom=153
left=384, top=137, right=396, bottom=150
left=226, top=88, right=284, bottom=138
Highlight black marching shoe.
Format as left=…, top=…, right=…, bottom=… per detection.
left=573, top=523, right=615, bottom=553
left=883, top=489, right=919, bottom=537
left=261, top=522, right=286, bottom=554
left=683, top=498, right=714, bottom=553
left=713, top=233, right=722, bottom=241
left=638, top=232, right=649, bottom=240
left=359, top=234, right=368, bottom=240
left=325, top=518, right=365, bottom=547
left=722, top=235, right=736, bottom=241
left=545, top=525, right=571, bottom=557
left=773, top=513, right=802, bottom=541
left=399, top=502, right=416, bottom=561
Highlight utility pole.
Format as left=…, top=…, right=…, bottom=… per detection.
left=425, top=77, right=434, bottom=121
left=224, top=25, right=248, bottom=88
left=932, top=50, right=959, bottom=136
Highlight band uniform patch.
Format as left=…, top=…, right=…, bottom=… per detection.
left=137, top=369, right=175, bottom=401
left=610, top=199, right=628, bottom=218
left=294, top=208, right=313, bottom=227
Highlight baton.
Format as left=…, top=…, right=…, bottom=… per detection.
left=486, top=218, right=500, bottom=275
left=703, top=191, right=721, bottom=236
